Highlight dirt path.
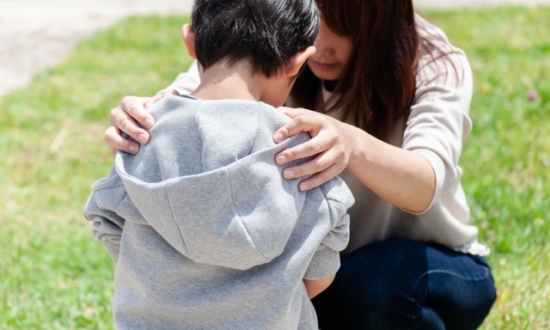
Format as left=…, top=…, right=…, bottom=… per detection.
left=1, top=0, right=549, bottom=97
left=0, top=0, right=193, bottom=97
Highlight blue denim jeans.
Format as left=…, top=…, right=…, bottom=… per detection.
left=312, top=239, right=497, bottom=330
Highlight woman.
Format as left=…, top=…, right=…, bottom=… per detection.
left=104, top=0, right=497, bottom=329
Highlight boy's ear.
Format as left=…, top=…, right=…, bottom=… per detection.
left=182, top=24, right=197, bottom=60
left=285, top=46, right=316, bottom=77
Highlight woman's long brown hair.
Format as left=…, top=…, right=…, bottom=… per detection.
left=290, top=0, right=444, bottom=141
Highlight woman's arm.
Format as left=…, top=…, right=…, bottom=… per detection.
left=273, top=110, right=435, bottom=213
left=350, top=129, right=436, bottom=213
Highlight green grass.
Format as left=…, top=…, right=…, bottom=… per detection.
left=0, top=7, right=549, bottom=329
left=423, top=7, right=550, bottom=328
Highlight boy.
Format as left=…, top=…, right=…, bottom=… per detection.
left=84, top=0, right=354, bottom=329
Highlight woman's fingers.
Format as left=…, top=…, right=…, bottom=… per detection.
left=104, top=126, right=140, bottom=155
left=276, top=133, right=332, bottom=166
left=273, top=113, right=321, bottom=143
left=120, top=96, right=155, bottom=130
left=298, top=163, right=345, bottom=191
left=282, top=150, right=332, bottom=179
left=105, top=92, right=182, bottom=155
left=282, top=144, right=345, bottom=175
left=272, top=108, right=354, bottom=188
left=274, top=107, right=320, bottom=143
left=109, top=106, right=150, bottom=144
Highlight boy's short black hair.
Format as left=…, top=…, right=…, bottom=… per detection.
left=192, top=0, right=320, bottom=77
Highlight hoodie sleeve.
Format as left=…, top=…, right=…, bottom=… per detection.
left=83, top=169, right=126, bottom=262
left=304, top=177, right=354, bottom=280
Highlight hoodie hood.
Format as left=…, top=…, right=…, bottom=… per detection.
left=113, top=96, right=310, bottom=270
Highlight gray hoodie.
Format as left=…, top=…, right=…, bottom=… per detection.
left=84, top=96, right=354, bottom=330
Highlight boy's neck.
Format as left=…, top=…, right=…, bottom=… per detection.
left=191, top=60, right=264, bottom=102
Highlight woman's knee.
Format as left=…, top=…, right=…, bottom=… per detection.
left=427, top=261, right=496, bottom=330
left=320, top=240, right=497, bottom=329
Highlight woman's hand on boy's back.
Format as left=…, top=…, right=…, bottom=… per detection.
left=104, top=89, right=179, bottom=155
left=273, top=107, right=362, bottom=191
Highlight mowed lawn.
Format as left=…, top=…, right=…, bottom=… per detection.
left=1, top=7, right=549, bottom=329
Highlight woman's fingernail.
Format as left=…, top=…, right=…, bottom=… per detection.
left=129, top=145, right=139, bottom=154
left=299, top=183, right=308, bottom=191
left=274, top=133, right=284, bottom=143
left=145, top=118, right=155, bottom=129
left=284, top=170, right=295, bottom=179
left=277, top=155, right=287, bottom=164
left=139, top=134, right=149, bottom=144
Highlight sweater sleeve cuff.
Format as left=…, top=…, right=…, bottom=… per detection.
left=303, top=245, right=341, bottom=280
left=406, top=149, right=447, bottom=215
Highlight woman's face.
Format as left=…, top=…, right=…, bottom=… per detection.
left=307, top=20, right=353, bottom=81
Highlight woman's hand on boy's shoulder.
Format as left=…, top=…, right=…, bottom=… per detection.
left=104, top=89, right=179, bottom=156
left=273, top=107, right=360, bottom=192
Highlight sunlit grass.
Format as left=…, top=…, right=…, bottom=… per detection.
left=423, top=7, right=550, bottom=329
left=0, top=7, right=549, bottom=329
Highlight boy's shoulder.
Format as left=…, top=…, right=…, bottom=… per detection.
left=148, top=95, right=299, bottom=149
left=149, top=95, right=289, bottom=126
left=123, top=95, right=309, bottom=180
